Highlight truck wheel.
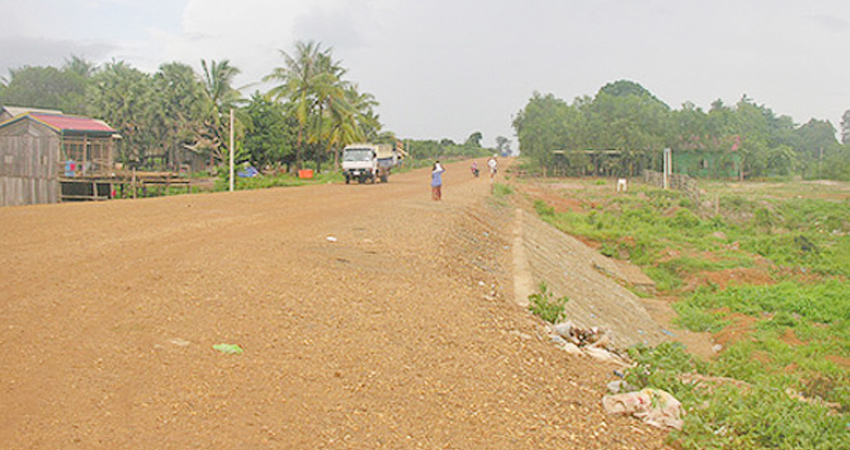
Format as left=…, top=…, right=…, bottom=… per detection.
left=380, top=173, right=388, bottom=183
left=344, top=174, right=350, bottom=184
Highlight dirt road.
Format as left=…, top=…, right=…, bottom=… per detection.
left=0, top=161, right=669, bottom=449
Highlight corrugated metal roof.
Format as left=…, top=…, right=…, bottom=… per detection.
left=1, top=106, right=64, bottom=117
left=29, top=113, right=116, bottom=134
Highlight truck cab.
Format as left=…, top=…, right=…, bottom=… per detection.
left=341, top=145, right=378, bottom=184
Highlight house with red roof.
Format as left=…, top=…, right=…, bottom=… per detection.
left=0, top=107, right=120, bottom=206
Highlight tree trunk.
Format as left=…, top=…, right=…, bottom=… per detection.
left=296, top=127, right=303, bottom=171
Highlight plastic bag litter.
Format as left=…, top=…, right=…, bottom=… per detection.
left=602, top=388, right=684, bottom=430
left=213, top=343, right=243, bottom=354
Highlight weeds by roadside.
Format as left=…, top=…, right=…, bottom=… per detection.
left=528, top=281, right=569, bottom=323
left=523, top=177, right=850, bottom=449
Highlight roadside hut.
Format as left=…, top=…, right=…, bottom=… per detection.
left=0, top=111, right=119, bottom=206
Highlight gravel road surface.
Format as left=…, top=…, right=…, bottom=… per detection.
left=0, top=160, right=670, bottom=449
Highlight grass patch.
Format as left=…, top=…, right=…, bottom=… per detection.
left=626, top=341, right=849, bottom=450
left=524, top=177, right=850, bottom=449
left=493, top=182, right=514, bottom=197
left=533, top=183, right=848, bottom=293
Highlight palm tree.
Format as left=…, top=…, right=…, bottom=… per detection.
left=323, top=89, right=361, bottom=168
left=64, top=55, right=98, bottom=78
left=307, top=51, right=349, bottom=172
left=345, top=85, right=381, bottom=141
left=265, top=40, right=347, bottom=171
left=265, top=40, right=387, bottom=171
left=200, top=59, right=244, bottom=162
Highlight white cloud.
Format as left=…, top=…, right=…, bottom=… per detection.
left=4, top=0, right=850, bottom=145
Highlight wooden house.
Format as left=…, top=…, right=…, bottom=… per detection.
left=0, top=110, right=119, bottom=206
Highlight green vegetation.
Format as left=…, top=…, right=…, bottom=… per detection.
left=0, top=47, right=501, bottom=177
left=405, top=133, right=498, bottom=160
left=493, top=183, right=514, bottom=197
left=527, top=281, right=569, bottom=323
left=513, top=80, right=850, bottom=181
left=535, top=182, right=849, bottom=293
left=489, top=182, right=514, bottom=207
left=528, top=178, right=850, bottom=449
left=214, top=170, right=343, bottom=192
left=626, top=343, right=848, bottom=450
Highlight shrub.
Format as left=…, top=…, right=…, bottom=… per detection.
left=527, top=281, right=569, bottom=323
left=533, top=199, right=554, bottom=216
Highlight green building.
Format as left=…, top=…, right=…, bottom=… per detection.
left=672, top=149, right=741, bottom=179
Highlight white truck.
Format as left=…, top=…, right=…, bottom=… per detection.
left=341, top=143, right=404, bottom=184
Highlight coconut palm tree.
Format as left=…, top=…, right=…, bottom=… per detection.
left=345, top=85, right=381, bottom=141
left=265, top=40, right=386, bottom=171
left=265, top=40, right=334, bottom=170
left=200, top=59, right=245, bottom=162
left=307, top=51, right=350, bottom=172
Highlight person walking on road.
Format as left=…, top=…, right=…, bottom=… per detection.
left=487, top=155, right=498, bottom=192
left=431, top=161, right=445, bottom=201
left=487, top=155, right=498, bottom=178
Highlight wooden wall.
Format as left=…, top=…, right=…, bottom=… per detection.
left=0, top=120, right=61, bottom=206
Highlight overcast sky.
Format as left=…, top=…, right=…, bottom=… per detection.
left=3, top=0, right=850, bottom=147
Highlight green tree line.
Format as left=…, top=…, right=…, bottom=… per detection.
left=405, top=131, right=505, bottom=161
left=513, top=80, right=850, bottom=180
left=0, top=42, right=387, bottom=172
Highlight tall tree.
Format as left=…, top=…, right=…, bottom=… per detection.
left=841, top=109, right=850, bottom=145
left=495, top=136, right=511, bottom=155
left=513, top=91, right=583, bottom=168
left=308, top=50, right=350, bottom=171
left=265, top=40, right=332, bottom=170
left=0, top=64, right=89, bottom=114
left=465, top=131, right=483, bottom=148
left=344, top=84, right=381, bottom=141
left=200, top=59, right=245, bottom=162
left=87, top=61, right=158, bottom=166
left=244, top=92, right=295, bottom=169
left=153, top=62, right=211, bottom=170
left=64, top=55, right=98, bottom=79
left=793, top=119, right=839, bottom=178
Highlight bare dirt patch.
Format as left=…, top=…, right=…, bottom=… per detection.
left=683, top=267, right=774, bottom=292
left=779, top=328, right=806, bottom=347
left=825, top=355, right=850, bottom=369
left=713, top=312, right=759, bottom=348
left=637, top=297, right=717, bottom=360
left=519, top=184, right=585, bottom=213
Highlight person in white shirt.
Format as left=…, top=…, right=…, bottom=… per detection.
left=430, top=161, right=445, bottom=201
